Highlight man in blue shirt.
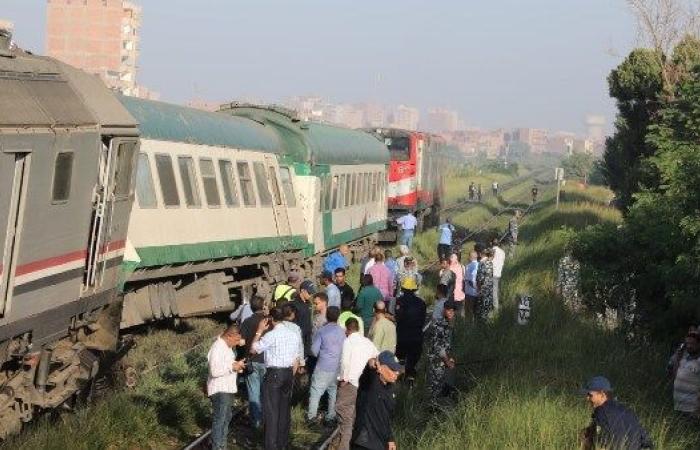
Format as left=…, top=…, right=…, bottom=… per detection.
left=437, top=218, right=455, bottom=261
left=323, top=244, right=349, bottom=276
left=307, top=306, right=345, bottom=426
left=580, top=376, right=653, bottom=450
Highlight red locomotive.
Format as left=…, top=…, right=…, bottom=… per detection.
left=366, top=128, right=449, bottom=239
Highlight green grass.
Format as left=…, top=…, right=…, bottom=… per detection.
left=391, top=184, right=700, bottom=449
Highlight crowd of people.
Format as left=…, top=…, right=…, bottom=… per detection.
left=204, top=208, right=682, bottom=450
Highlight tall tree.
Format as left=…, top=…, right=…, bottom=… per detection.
left=603, top=48, right=663, bottom=210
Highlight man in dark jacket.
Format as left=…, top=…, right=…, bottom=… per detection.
left=352, top=351, right=402, bottom=450
left=580, top=376, right=653, bottom=450
left=394, top=277, right=427, bottom=382
left=292, top=280, right=316, bottom=367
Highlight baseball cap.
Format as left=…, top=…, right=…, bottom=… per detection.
left=580, top=376, right=613, bottom=394
left=400, top=276, right=418, bottom=291
left=300, top=280, right=317, bottom=295
left=377, top=351, right=404, bottom=372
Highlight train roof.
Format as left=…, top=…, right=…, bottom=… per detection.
left=119, top=96, right=284, bottom=153
left=0, top=48, right=136, bottom=131
left=219, top=103, right=389, bottom=165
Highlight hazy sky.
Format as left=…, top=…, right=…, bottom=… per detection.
left=4, top=1, right=637, bottom=134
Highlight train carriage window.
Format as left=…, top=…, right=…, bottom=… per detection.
left=344, top=174, right=352, bottom=207
left=51, top=151, right=74, bottom=203
left=331, top=175, right=339, bottom=210
left=114, top=141, right=137, bottom=198
left=339, top=174, right=347, bottom=208
left=323, top=176, right=332, bottom=211
left=362, top=173, right=369, bottom=203
left=370, top=172, right=377, bottom=202
left=199, top=158, right=220, bottom=207
left=155, top=154, right=180, bottom=207
left=135, top=153, right=157, bottom=208
left=279, top=166, right=296, bottom=208
left=351, top=174, right=358, bottom=206
left=218, top=160, right=240, bottom=207
left=319, top=177, right=326, bottom=212
left=178, top=156, right=201, bottom=208
left=236, top=161, right=257, bottom=207
left=268, top=165, right=283, bottom=206
left=252, top=162, right=273, bottom=206
left=365, top=173, right=371, bottom=203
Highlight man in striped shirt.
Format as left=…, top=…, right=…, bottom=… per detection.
left=207, top=324, right=246, bottom=450
left=252, top=306, right=304, bottom=450
left=673, top=330, right=700, bottom=419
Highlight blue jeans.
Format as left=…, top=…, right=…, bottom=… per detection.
left=307, top=369, right=339, bottom=420
left=210, top=392, right=234, bottom=450
left=401, top=229, right=415, bottom=247
left=245, top=361, right=266, bottom=428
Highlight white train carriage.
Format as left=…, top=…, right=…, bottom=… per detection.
left=219, top=104, right=390, bottom=266
left=119, top=98, right=307, bottom=327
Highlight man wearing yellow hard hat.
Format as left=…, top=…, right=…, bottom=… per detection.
left=394, top=276, right=427, bottom=383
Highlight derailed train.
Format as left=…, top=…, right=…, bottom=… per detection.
left=0, top=43, right=455, bottom=436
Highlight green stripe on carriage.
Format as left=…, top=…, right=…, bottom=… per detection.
left=323, top=219, right=386, bottom=249
left=132, top=235, right=309, bottom=268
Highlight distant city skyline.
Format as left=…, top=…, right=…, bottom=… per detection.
left=4, top=1, right=636, bottom=134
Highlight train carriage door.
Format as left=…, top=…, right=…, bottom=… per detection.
left=0, top=152, right=30, bottom=317
left=263, top=155, right=292, bottom=237
left=83, top=138, right=137, bottom=293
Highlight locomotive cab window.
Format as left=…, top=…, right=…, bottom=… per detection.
left=386, top=136, right=410, bottom=161
left=178, top=156, right=201, bottom=208
left=114, top=141, right=137, bottom=199
left=52, top=151, right=74, bottom=203
left=252, top=162, right=272, bottom=206
left=237, top=161, right=257, bottom=207
left=199, top=158, right=221, bottom=207
left=218, top=159, right=240, bottom=207
left=135, top=153, right=157, bottom=208
left=155, top=154, right=180, bottom=207
left=279, top=166, right=296, bottom=208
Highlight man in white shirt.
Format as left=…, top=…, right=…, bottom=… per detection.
left=207, top=324, right=246, bottom=450
left=491, top=238, right=506, bottom=312
left=251, top=307, right=303, bottom=450
left=336, top=318, right=379, bottom=450
left=396, top=212, right=418, bottom=248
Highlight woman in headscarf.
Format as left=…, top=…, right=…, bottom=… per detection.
left=449, top=252, right=466, bottom=317
left=476, top=247, right=495, bottom=321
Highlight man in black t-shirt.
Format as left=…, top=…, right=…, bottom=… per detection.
left=352, top=351, right=403, bottom=450
left=239, top=295, right=267, bottom=429
left=334, top=267, right=355, bottom=308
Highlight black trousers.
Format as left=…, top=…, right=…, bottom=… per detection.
left=262, top=367, right=294, bottom=450
left=437, top=243, right=451, bottom=261
left=396, top=338, right=423, bottom=378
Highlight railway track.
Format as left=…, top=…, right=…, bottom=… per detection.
left=178, top=169, right=551, bottom=450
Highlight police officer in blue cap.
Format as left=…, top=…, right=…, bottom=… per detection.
left=579, top=376, right=653, bottom=450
